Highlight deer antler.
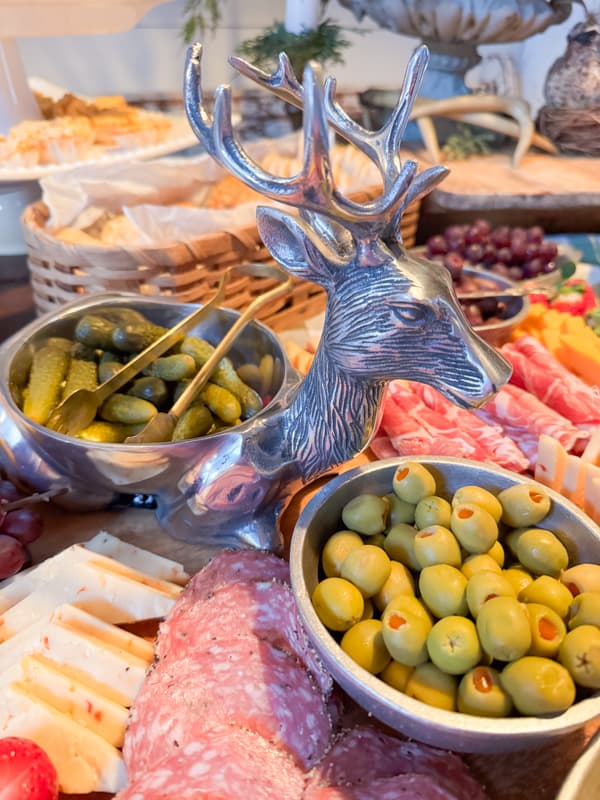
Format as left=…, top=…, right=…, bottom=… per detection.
left=185, top=44, right=448, bottom=242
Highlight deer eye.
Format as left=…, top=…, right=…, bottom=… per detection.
left=389, top=302, right=434, bottom=325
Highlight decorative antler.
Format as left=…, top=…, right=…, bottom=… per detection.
left=184, top=44, right=448, bottom=242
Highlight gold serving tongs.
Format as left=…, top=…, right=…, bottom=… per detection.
left=46, top=271, right=234, bottom=438
left=125, top=263, right=293, bottom=444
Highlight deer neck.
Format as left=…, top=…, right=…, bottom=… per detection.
left=284, top=345, right=384, bottom=480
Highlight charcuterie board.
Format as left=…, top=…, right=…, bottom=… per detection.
left=24, top=455, right=599, bottom=800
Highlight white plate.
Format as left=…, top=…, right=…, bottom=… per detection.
left=0, top=115, right=198, bottom=183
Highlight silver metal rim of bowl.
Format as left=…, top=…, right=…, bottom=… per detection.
left=289, top=455, right=600, bottom=754
left=556, top=729, right=600, bottom=800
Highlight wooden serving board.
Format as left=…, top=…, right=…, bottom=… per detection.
left=416, top=152, right=600, bottom=239
left=29, top=459, right=599, bottom=800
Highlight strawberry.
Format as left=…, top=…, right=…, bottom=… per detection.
left=0, top=737, right=58, bottom=800
left=550, top=279, right=598, bottom=316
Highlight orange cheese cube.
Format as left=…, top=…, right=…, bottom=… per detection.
left=560, top=334, right=600, bottom=386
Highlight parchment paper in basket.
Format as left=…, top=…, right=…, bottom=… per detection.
left=39, top=130, right=382, bottom=243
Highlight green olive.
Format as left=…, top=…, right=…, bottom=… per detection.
left=525, top=603, right=566, bottom=658
left=503, top=567, right=534, bottom=596
left=311, top=577, right=365, bottom=632
left=369, top=532, right=387, bottom=549
left=385, top=492, right=416, bottom=526
left=341, top=494, right=390, bottom=536
left=519, top=575, right=573, bottom=619
left=340, top=545, right=392, bottom=598
left=457, top=666, right=513, bottom=718
left=383, top=595, right=433, bottom=626
left=427, top=616, right=483, bottom=675
left=450, top=503, right=499, bottom=555
left=419, top=564, right=468, bottom=618
left=558, top=625, right=600, bottom=689
left=568, top=592, right=600, bottom=629
left=476, top=596, right=532, bottom=662
left=501, top=656, right=576, bottom=715
left=392, top=462, right=436, bottom=504
left=372, top=561, right=415, bottom=613
left=321, top=530, right=364, bottom=578
left=515, top=528, right=569, bottom=578
left=404, top=662, right=457, bottom=711
left=379, top=659, right=414, bottom=692
left=384, top=523, right=420, bottom=570
left=504, top=527, right=528, bottom=559
left=341, top=619, right=391, bottom=674
left=466, top=570, right=516, bottom=618
left=413, top=525, right=462, bottom=569
left=452, top=485, right=503, bottom=523
left=381, top=607, right=430, bottom=666
left=461, top=554, right=502, bottom=581
left=414, top=496, right=452, bottom=530
left=497, top=484, right=552, bottom=528
left=560, top=564, right=600, bottom=597
left=487, top=540, right=505, bottom=568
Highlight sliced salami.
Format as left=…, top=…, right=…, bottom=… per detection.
left=305, top=725, right=488, bottom=800
left=117, top=725, right=306, bottom=800
left=126, top=636, right=333, bottom=775
left=157, top=579, right=332, bottom=696
left=186, top=548, right=290, bottom=602
left=307, top=773, right=476, bottom=800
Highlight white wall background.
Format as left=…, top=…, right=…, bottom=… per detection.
left=16, top=0, right=585, bottom=114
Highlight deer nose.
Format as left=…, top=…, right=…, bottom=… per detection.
left=453, top=331, right=512, bottom=408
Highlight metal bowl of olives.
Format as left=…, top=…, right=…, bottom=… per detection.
left=0, top=291, right=295, bottom=544
left=290, top=456, right=600, bottom=754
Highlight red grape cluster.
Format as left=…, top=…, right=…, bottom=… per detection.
left=425, top=219, right=559, bottom=283
left=0, top=478, right=44, bottom=581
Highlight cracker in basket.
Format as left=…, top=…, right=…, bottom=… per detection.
left=204, top=174, right=265, bottom=209
left=54, top=227, right=101, bottom=246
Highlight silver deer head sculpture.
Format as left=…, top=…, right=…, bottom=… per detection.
left=162, top=44, right=511, bottom=551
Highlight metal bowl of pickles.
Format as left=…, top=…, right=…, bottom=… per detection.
left=290, top=456, right=600, bottom=754
left=0, top=290, right=296, bottom=546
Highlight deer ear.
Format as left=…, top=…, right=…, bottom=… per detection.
left=256, top=207, right=349, bottom=284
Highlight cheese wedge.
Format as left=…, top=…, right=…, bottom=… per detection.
left=0, top=681, right=127, bottom=793
left=1, top=653, right=128, bottom=748
left=0, top=606, right=151, bottom=706
left=582, top=426, right=600, bottom=467
left=535, top=434, right=569, bottom=492
left=0, top=539, right=184, bottom=613
left=561, top=454, right=587, bottom=507
left=84, top=531, right=190, bottom=585
left=583, top=463, right=600, bottom=524
left=0, top=555, right=181, bottom=639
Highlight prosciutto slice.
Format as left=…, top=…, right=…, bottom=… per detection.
left=477, top=383, right=590, bottom=463
left=502, top=336, right=600, bottom=430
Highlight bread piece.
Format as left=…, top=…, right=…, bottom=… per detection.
left=53, top=227, right=101, bottom=246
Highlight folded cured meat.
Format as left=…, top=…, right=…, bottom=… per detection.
left=411, top=383, right=529, bottom=473
left=116, top=725, right=306, bottom=800
left=502, top=336, right=600, bottom=431
left=305, top=725, right=488, bottom=800
left=477, top=383, right=590, bottom=465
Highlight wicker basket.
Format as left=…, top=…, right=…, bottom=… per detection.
left=21, top=189, right=421, bottom=332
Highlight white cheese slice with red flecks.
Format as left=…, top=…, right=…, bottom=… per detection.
left=0, top=681, right=127, bottom=794
left=561, top=454, right=587, bottom=507
left=583, top=463, right=600, bottom=524
left=535, top=435, right=569, bottom=492
left=84, top=531, right=190, bottom=585
left=0, top=538, right=186, bottom=613
left=0, top=653, right=129, bottom=748
left=582, top=426, right=600, bottom=467
left=0, top=549, right=182, bottom=636
left=0, top=605, right=152, bottom=707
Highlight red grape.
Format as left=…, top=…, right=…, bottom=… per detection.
left=523, top=258, right=545, bottom=278
left=465, top=226, right=484, bottom=245
left=481, top=243, right=498, bottom=264
left=1, top=508, right=44, bottom=544
left=491, top=226, right=511, bottom=248
left=473, top=219, right=491, bottom=237
left=510, top=240, right=528, bottom=262
left=539, top=241, right=558, bottom=262
left=465, top=243, right=484, bottom=264
left=0, top=480, right=22, bottom=503
left=509, top=266, right=524, bottom=280
left=526, top=225, right=544, bottom=244
left=426, top=234, right=449, bottom=256
left=0, top=534, right=27, bottom=579
left=444, top=224, right=466, bottom=241
left=443, top=252, right=464, bottom=282
left=496, top=247, right=513, bottom=264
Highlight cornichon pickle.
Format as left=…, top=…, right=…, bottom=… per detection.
left=98, top=351, right=123, bottom=383
left=75, top=315, right=118, bottom=350
left=180, top=337, right=262, bottom=418
left=99, top=394, right=158, bottom=425
left=38, top=336, right=73, bottom=353
left=147, top=353, right=197, bottom=382
left=111, top=321, right=168, bottom=353
left=62, top=358, right=98, bottom=399
left=94, top=307, right=149, bottom=326
left=200, top=382, right=242, bottom=424
left=172, top=402, right=214, bottom=441
left=76, top=420, right=145, bottom=443
left=23, top=344, right=71, bottom=424
left=127, top=376, right=170, bottom=408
